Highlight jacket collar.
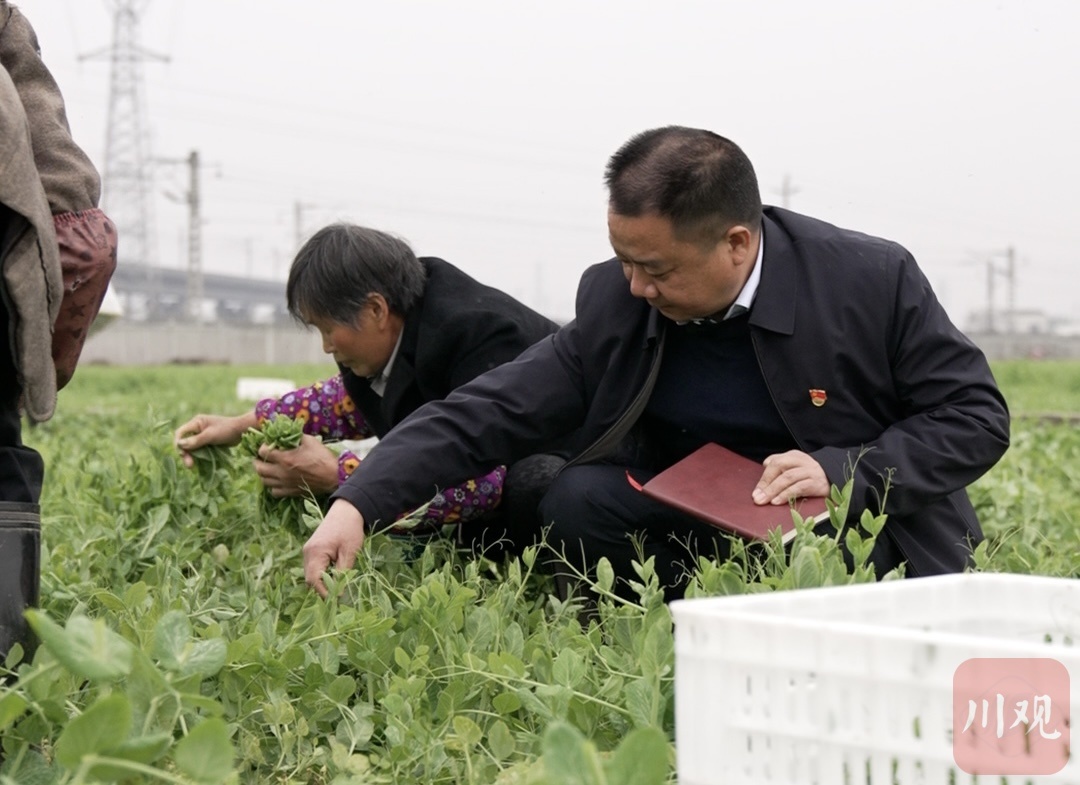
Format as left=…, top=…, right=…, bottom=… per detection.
left=748, top=212, right=797, bottom=336
left=380, top=305, right=420, bottom=421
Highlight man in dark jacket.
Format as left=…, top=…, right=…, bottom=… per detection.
left=302, top=126, right=1010, bottom=601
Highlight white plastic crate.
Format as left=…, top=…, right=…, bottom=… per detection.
left=671, top=573, right=1080, bottom=785
left=236, top=377, right=295, bottom=401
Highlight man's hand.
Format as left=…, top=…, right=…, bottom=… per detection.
left=752, top=450, right=830, bottom=505
left=303, top=498, right=366, bottom=598
left=174, top=412, right=255, bottom=468
left=254, top=434, right=340, bottom=496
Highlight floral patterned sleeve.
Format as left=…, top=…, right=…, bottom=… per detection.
left=401, top=465, right=506, bottom=530
left=335, top=453, right=505, bottom=534
left=254, top=375, right=372, bottom=441
left=386, top=465, right=507, bottom=536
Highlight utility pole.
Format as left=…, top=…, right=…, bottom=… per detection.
left=185, top=151, right=202, bottom=322
left=1005, top=246, right=1016, bottom=334
left=776, top=174, right=801, bottom=209
left=984, top=246, right=1018, bottom=334
left=158, top=150, right=204, bottom=322
left=294, top=201, right=318, bottom=252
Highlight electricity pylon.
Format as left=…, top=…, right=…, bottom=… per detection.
left=80, top=0, right=168, bottom=281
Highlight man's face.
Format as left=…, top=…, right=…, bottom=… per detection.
left=608, top=210, right=754, bottom=323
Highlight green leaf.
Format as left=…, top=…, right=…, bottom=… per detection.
left=153, top=612, right=226, bottom=679
left=89, top=590, right=126, bottom=612
left=540, top=722, right=596, bottom=785
left=789, top=545, right=825, bottom=589
left=123, top=581, right=150, bottom=610
left=125, top=649, right=173, bottom=729
left=452, top=715, right=483, bottom=748
left=326, top=674, right=358, bottom=704
left=25, top=611, right=134, bottom=682
left=177, top=691, right=226, bottom=715
left=180, top=638, right=228, bottom=680
left=0, top=692, right=28, bottom=732
left=603, top=726, right=671, bottom=785
left=111, top=732, right=173, bottom=764
left=623, top=677, right=657, bottom=729
left=3, top=641, right=25, bottom=669
left=0, top=747, right=59, bottom=785
left=54, top=693, right=133, bottom=768
left=174, top=718, right=235, bottom=783
left=85, top=733, right=173, bottom=781
left=152, top=610, right=193, bottom=669
left=492, top=691, right=523, bottom=715
left=595, top=558, right=615, bottom=593
left=859, top=506, right=887, bottom=537
left=488, top=719, right=516, bottom=760
left=552, top=649, right=585, bottom=688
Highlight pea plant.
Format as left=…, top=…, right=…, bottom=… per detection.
left=0, top=364, right=1073, bottom=784
left=238, top=414, right=319, bottom=537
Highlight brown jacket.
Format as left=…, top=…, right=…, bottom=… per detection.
left=1, top=1, right=101, bottom=421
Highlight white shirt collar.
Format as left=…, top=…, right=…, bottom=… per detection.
left=678, top=231, right=764, bottom=325
left=722, top=230, right=764, bottom=320
left=368, top=330, right=404, bottom=397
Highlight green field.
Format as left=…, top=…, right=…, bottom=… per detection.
left=1, top=361, right=1077, bottom=784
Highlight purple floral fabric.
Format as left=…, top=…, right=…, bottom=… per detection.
left=256, top=375, right=505, bottom=532
left=255, top=375, right=370, bottom=440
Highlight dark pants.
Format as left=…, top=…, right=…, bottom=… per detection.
left=0, top=297, right=44, bottom=504
left=540, top=463, right=906, bottom=603
left=460, top=454, right=566, bottom=558
left=540, top=464, right=733, bottom=603
left=0, top=299, right=43, bottom=665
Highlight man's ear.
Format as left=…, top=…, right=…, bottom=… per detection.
left=726, top=225, right=756, bottom=265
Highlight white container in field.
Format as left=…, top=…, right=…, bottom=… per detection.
left=236, top=377, right=296, bottom=401
left=671, top=573, right=1080, bottom=785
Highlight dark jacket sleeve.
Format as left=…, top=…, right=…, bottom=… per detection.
left=333, top=327, right=592, bottom=527
left=807, top=246, right=1009, bottom=518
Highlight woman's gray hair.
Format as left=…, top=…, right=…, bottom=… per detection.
left=286, top=223, right=427, bottom=325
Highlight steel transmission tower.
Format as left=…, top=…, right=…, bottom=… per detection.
left=80, top=1, right=168, bottom=278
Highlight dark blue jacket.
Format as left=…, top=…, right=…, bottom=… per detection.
left=333, top=208, right=1010, bottom=576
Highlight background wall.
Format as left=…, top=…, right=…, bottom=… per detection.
left=79, top=322, right=1080, bottom=367
left=80, top=322, right=327, bottom=366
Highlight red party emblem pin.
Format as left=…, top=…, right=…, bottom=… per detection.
left=809, top=389, right=827, bottom=407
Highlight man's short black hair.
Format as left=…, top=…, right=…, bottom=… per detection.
left=605, top=126, right=763, bottom=243
left=286, top=223, right=427, bottom=326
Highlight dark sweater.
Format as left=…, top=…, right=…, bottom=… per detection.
left=641, top=313, right=795, bottom=468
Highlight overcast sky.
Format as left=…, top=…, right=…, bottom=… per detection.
left=13, top=0, right=1080, bottom=327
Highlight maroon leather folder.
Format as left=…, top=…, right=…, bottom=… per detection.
left=628, top=442, right=829, bottom=543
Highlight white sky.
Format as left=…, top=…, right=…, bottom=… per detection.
left=13, top=0, right=1080, bottom=326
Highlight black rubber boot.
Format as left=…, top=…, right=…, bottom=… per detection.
left=0, top=501, right=40, bottom=666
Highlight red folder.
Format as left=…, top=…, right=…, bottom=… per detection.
left=628, top=442, right=829, bottom=543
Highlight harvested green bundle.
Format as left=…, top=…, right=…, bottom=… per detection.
left=239, top=414, right=317, bottom=536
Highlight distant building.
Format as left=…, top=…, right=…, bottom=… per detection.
left=964, top=308, right=1078, bottom=336
left=107, top=264, right=290, bottom=325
